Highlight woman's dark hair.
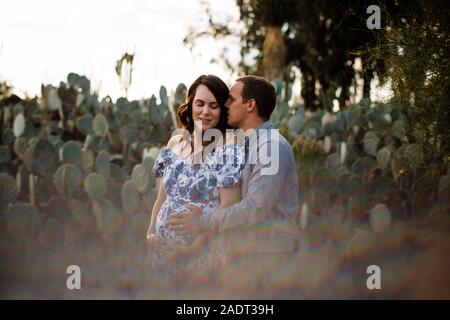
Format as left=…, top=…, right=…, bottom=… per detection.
left=177, top=75, right=232, bottom=134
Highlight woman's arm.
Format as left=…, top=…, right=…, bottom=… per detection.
left=147, top=178, right=166, bottom=238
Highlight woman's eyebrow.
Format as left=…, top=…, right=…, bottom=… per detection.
left=194, top=98, right=218, bottom=104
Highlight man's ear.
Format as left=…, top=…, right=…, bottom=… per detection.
left=246, top=98, right=257, bottom=113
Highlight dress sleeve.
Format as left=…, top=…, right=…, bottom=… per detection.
left=214, top=145, right=245, bottom=188
left=152, top=148, right=172, bottom=178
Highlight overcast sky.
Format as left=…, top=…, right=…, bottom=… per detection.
left=0, top=0, right=240, bottom=100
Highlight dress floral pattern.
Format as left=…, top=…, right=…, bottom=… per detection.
left=152, top=144, right=244, bottom=274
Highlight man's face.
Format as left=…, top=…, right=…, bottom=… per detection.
left=225, top=81, right=247, bottom=128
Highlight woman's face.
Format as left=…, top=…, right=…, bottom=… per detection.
left=192, top=84, right=221, bottom=132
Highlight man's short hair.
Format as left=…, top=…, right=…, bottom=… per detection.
left=236, top=75, right=276, bottom=121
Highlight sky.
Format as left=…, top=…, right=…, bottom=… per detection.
left=0, top=0, right=241, bottom=101
left=0, top=0, right=392, bottom=104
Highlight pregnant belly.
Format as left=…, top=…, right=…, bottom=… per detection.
left=155, top=202, right=193, bottom=246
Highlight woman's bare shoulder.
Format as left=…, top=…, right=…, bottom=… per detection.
left=166, top=134, right=184, bottom=149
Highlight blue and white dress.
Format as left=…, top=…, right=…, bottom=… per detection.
left=152, top=144, right=244, bottom=274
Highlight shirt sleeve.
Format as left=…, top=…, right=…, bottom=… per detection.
left=214, top=145, right=245, bottom=188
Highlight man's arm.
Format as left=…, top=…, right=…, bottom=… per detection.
left=166, top=138, right=297, bottom=236
left=201, top=144, right=289, bottom=232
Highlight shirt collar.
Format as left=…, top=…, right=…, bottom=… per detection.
left=258, top=119, right=273, bottom=130
left=245, top=119, right=273, bottom=140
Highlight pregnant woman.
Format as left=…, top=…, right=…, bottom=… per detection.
left=146, top=75, right=244, bottom=278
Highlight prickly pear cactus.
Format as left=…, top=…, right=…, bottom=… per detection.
left=131, top=164, right=152, bottom=194
left=84, top=173, right=107, bottom=200
left=92, top=199, right=122, bottom=240
left=119, top=125, right=138, bottom=145
left=68, top=198, right=97, bottom=233
left=95, top=150, right=111, bottom=178
left=53, top=164, right=83, bottom=198
left=0, top=145, right=11, bottom=165
left=76, top=114, right=93, bottom=136
left=121, top=180, right=141, bottom=215
left=0, top=173, right=18, bottom=212
left=60, top=141, right=83, bottom=166
left=13, top=113, right=26, bottom=137
left=93, top=113, right=109, bottom=138
left=24, top=138, right=58, bottom=177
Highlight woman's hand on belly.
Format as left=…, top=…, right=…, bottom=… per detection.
left=146, top=233, right=165, bottom=251
left=158, top=232, right=208, bottom=264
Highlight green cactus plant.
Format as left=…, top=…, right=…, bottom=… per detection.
left=2, top=129, right=15, bottom=145
left=60, top=141, right=83, bottom=166
left=76, top=114, right=93, bottom=136
left=0, top=145, right=11, bottom=165
left=84, top=173, right=107, bottom=199
left=110, top=163, right=124, bottom=185
left=376, top=147, right=391, bottom=169
left=81, top=147, right=95, bottom=173
left=149, top=105, right=162, bottom=125
left=143, top=147, right=160, bottom=161
left=131, top=164, right=153, bottom=194
left=53, top=164, right=83, bottom=199
left=95, top=150, right=111, bottom=178
left=287, top=114, right=305, bottom=137
left=13, top=113, right=26, bottom=137
left=363, top=131, right=380, bottom=157
left=304, top=123, right=321, bottom=140
left=47, top=86, right=62, bottom=111
left=68, top=198, right=97, bottom=234
left=159, top=85, right=169, bottom=106
left=121, top=180, right=141, bottom=215
left=116, top=97, right=131, bottom=114
left=92, top=199, right=122, bottom=240
left=93, top=113, right=109, bottom=138
left=24, top=138, right=58, bottom=177
left=119, top=125, right=138, bottom=145
left=173, top=83, right=187, bottom=113
left=0, top=173, right=18, bottom=213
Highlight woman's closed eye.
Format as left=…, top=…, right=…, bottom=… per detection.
left=194, top=100, right=204, bottom=107
left=194, top=101, right=219, bottom=109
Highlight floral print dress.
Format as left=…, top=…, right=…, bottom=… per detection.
left=152, top=144, right=244, bottom=274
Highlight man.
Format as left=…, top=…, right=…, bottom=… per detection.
left=166, top=76, right=306, bottom=293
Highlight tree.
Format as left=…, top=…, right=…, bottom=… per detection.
left=184, top=0, right=387, bottom=110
